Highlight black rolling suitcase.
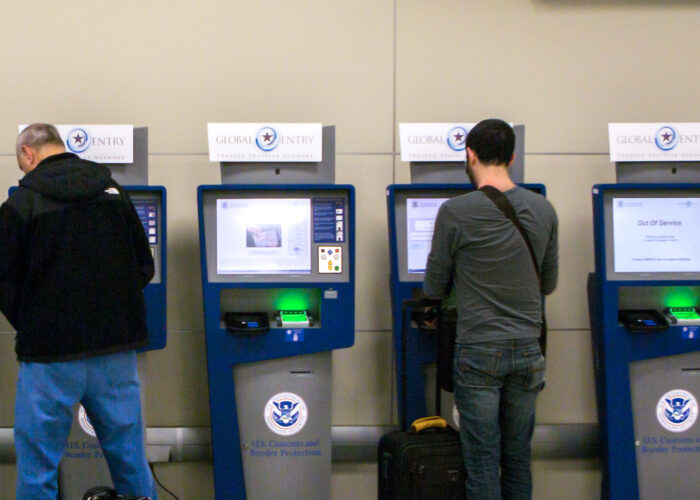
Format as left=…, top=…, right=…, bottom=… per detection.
left=378, top=298, right=466, bottom=500
left=378, top=422, right=465, bottom=500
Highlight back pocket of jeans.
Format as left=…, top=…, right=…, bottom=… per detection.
left=456, top=348, right=501, bottom=381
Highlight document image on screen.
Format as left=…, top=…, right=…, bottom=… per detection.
left=246, top=224, right=281, bottom=248
left=406, top=198, right=449, bottom=273
left=217, top=198, right=311, bottom=274
left=612, top=197, right=700, bottom=273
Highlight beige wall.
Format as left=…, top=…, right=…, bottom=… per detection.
left=2, top=1, right=700, bottom=498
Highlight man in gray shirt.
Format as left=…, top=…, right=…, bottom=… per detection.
left=424, top=119, right=558, bottom=499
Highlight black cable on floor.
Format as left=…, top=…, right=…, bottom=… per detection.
left=149, top=463, right=180, bottom=500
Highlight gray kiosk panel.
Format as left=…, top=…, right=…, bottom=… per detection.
left=630, top=351, right=700, bottom=499
left=233, top=352, right=332, bottom=500
left=617, top=161, right=700, bottom=184
left=220, top=126, right=335, bottom=185
left=109, top=127, right=149, bottom=184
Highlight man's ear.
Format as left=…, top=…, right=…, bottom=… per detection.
left=466, top=147, right=476, bottom=166
left=21, top=145, right=36, bottom=166
left=507, top=153, right=515, bottom=168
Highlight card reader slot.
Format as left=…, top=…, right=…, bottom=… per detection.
left=618, top=309, right=669, bottom=332
left=223, top=312, right=270, bottom=335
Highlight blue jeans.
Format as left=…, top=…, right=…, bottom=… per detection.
left=14, top=351, right=157, bottom=500
left=453, top=339, right=544, bottom=500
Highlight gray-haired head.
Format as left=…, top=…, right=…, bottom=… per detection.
left=16, top=123, right=65, bottom=158
left=16, top=123, right=67, bottom=174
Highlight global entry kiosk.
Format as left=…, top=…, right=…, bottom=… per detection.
left=0, top=122, right=699, bottom=499
left=587, top=124, right=700, bottom=498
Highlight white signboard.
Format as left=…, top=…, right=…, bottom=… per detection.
left=399, top=123, right=475, bottom=162
left=208, top=123, right=322, bottom=162
left=609, top=123, right=700, bottom=162
left=19, top=124, right=133, bottom=164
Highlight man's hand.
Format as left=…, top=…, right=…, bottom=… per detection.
left=422, top=306, right=439, bottom=330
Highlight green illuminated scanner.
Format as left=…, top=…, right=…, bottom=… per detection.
left=665, top=306, right=700, bottom=324
left=279, top=310, right=310, bottom=327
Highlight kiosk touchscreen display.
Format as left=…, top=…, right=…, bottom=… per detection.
left=603, top=188, right=700, bottom=280
left=612, top=197, right=700, bottom=273
left=129, top=192, right=163, bottom=285
left=406, top=197, right=449, bottom=273
left=133, top=200, right=159, bottom=245
left=217, top=198, right=312, bottom=274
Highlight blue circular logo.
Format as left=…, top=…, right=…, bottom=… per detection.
left=66, top=128, right=90, bottom=153
left=256, top=126, right=280, bottom=152
left=654, top=126, right=678, bottom=151
left=446, top=126, right=467, bottom=152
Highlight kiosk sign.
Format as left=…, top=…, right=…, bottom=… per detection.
left=208, top=123, right=322, bottom=162
left=19, top=124, right=133, bottom=164
left=609, top=123, right=700, bottom=162
left=399, top=123, right=475, bottom=162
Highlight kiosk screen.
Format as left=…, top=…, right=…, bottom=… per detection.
left=406, top=197, right=449, bottom=273
left=133, top=200, right=159, bottom=245
left=217, top=198, right=312, bottom=274
left=612, top=197, right=700, bottom=273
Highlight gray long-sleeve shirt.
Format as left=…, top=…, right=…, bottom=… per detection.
left=423, top=186, right=558, bottom=344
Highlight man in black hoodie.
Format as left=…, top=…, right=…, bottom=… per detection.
left=1, top=123, right=157, bottom=499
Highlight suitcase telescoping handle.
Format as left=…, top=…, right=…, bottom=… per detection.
left=400, top=297, right=443, bottom=431
left=409, top=415, right=448, bottom=433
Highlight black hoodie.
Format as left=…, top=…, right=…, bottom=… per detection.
left=0, top=153, right=154, bottom=361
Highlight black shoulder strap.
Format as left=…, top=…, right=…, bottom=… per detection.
left=478, top=185, right=540, bottom=288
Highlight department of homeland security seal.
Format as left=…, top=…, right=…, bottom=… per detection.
left=656, top=389, right=698, bottom=433
left=264, top=392, right=308, bottom=436
left=67, top=127, right=91, bottom=154
left=78, top=405, right=97, bottom=437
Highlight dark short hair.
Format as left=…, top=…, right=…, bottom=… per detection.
left=16, top=123, right=65, bottom=156
left=465, top=119, right=515, bottom=166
